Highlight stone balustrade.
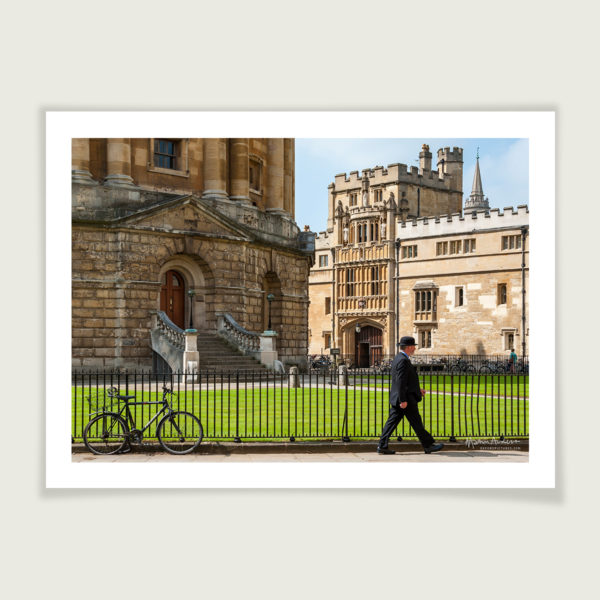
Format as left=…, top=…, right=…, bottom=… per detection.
left=156, top=311, right=185, bottom=350
left=216, top=313, right=278, bottom=368
left=217, top=314, right=261, bottom=354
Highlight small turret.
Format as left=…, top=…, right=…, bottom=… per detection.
left=327, top=183, right=335, bottom=230
left=437, top=147, right=463, bottom=192
left=419, top=144, right=432, bottom=171
left=361, top=170, right=370, bottom=206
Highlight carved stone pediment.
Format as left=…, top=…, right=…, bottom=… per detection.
left=114, top=196, right=251, bottom=240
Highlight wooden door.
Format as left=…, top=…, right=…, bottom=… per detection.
left=358, top=343, right=370, bottom=368
left=355, top=325, right=383, bottom=367
left=160, top=270, right=185, bottom=328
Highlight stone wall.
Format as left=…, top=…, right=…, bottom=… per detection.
left=72, top=222, right=310, bottom=369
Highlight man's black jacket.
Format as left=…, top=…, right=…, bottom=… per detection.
left=389, top=352, right=422, bottom=406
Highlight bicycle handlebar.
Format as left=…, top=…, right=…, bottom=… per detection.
left=104, top=385, right=173, bottom=397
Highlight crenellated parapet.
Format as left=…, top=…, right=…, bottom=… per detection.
left=314, top=230, right=332, bottom=252
left=332, top=161, right=455, bottom=192
left=397, top=205, right=529, bottom=239
left=325, top=144, right=464, bottom=228
left=437, top=146, right=463, bottom=164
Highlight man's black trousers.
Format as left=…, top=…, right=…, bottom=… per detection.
left=378, top=401, right=435, bottom=449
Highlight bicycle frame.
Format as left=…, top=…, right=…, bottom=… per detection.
left=112, top=390, right=174, bottom=437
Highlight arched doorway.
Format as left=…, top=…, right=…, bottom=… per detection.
left=158, top=255, right=215, bottom=332
left=160, top=269, right=185, bottom=328
left=355, top=325, right=383, bottom=368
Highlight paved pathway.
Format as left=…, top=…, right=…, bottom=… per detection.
left=72, top=449, right=527, bottom=463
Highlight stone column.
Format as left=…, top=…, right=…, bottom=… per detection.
left=291, top=140, right=295, bottom=219
left=265, top=138, right=285, bottom=213
left=72, top=138, right=96, bottom=185
left=327, top=184, right=335, bottom=230
left=229, top=138, right=250, bottom=203
left=202, top=138, right=228, bottom=200
left=104, top=138, right=137, bottom=188
left=387, top=200, right=395, bottom=240
left=284, top=138, right=294, bottom=216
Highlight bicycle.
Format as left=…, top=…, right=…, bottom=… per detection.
left=310, top=355, right=332, bottom=372
left=374, top=359, right=392, bottom=375
left=83, top=385, right=203, bottom=455
left=448, top=358, right=476, bottom=373
left=478, top=359, right=506, bottom=374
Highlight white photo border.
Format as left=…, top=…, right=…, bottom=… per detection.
left=46, top=111, right=554, bottom=488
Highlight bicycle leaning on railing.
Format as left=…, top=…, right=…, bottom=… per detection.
left=83, top=385, right=203, bottom=455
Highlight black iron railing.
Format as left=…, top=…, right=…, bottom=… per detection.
left=309, top=354, right=529, bottom=374
left=72, top=369, right=529, bottom=444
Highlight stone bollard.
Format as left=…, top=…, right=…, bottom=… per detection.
left=338, top=364, right=348, bottom=386
left=186, top=361, right=198, bottom=383
left=289, top=366, right=301, bottom=388
left=183, top=329, right=199, bottom=382
left=259, top=330, right=277, bottom=368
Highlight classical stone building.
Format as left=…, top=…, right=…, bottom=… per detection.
left=308, top=145, right=529, bottom=365
left=72, top=138, right=314, bottom=371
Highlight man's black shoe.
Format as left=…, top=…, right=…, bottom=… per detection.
left=424, top=443, right=444, bottom=454
left=377, top=447, right=395, bottom=455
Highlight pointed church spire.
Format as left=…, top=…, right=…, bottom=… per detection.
left=464, top=150, right=490, bottom=213
left=471, top=156, right=484, bottom=196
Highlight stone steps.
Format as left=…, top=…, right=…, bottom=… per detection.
left=192, top=333, right=269, bottom=372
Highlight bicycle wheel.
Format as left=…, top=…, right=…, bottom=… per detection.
left=157, top=412, right=203, bottom=455
left=83, top=413, right=129, bottom=455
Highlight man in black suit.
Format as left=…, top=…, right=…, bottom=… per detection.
left=377, top=336, right=444, bottom=455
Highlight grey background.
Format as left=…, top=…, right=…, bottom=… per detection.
left=2, top=0, right=596, bottom=597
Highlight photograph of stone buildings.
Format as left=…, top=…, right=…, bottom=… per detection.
left=70, top=134, right=529, bottom=458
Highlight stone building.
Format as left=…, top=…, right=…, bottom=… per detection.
left=72, top=138, right=314, bottom=371
left=308, top=144, right=529, bottom=365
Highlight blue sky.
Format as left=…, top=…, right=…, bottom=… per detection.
left=294, top=138, right=529, bottom=232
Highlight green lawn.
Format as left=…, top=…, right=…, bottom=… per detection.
left=72, top=378, right=528, bottom=442
left=349, top=374, right=528, bottom=397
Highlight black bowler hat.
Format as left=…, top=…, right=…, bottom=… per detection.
left=399, top=336, right=417, bottom=346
